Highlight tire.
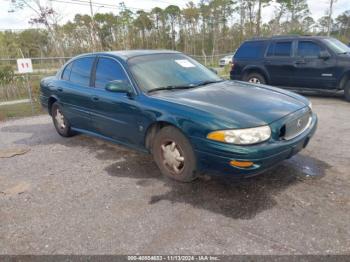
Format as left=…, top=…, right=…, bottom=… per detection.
left=51, top=102, right=74, bottom=137
left=152, top=126, right=197, bottom=182
left=244, top=72, right=266, bottom=84
left=344, top=81, right=350, bottom=102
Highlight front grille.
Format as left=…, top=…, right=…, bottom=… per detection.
left=280, top=111, right=312, bottom=140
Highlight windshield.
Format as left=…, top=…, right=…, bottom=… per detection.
left=323, top=38, right=350, bottom=54
left=128, top=53, right=221, bottom=92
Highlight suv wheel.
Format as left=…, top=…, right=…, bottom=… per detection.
left=244, top=72, right=266, bottom=84
left=51, top=102, right=74, bottom=137
left=344, top=81, right=350, bottom=102
left=152, top=126, right=197, bottom=182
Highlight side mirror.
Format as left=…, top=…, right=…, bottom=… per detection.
left=209, top=68, right=218, bottom=74
left=319, top=50, right=331, bottom=60
left=105, top=80, right=132, bottom=95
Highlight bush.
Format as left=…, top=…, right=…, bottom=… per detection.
left=0, top=66, right=14, bottom=85
left=0, top=66, right=29, bottom=101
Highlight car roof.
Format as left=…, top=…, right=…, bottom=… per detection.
left=246, top=35, right=332, bottom=42
left=76, top=49, right=182, bottom=61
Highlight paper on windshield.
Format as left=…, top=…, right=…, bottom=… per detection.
left=175, top=59, right=196, bottom=68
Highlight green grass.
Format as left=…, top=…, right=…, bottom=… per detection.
left=0, top=75, right=44, bottom=121
left=0, top=101, right=43, bottom=121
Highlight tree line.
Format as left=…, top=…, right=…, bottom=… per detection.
left=1, top=0, right=350, bottom=59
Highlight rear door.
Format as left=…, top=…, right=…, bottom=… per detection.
left=89, top=56, right=141, bottom=145
left=292, top=40, right=338, bottom=89
left=232, top=41, right=266, bottom=80
left=57, top=56, right=95, bottom=131
left=264, top=40, right=295, bottom=86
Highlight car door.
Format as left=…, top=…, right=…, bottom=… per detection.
left=89, top=56, right=141, bottom=145
left=56, top=56, right=96, bottom=131
left=264, top=40, right=295, bottom=86
left=291, top=40, right=338, bottom=89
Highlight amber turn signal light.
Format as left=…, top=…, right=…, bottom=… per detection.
left=230, top=160, right=254, bottom=168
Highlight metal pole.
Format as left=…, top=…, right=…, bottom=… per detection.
left=25, top=73, right=35, bottom=115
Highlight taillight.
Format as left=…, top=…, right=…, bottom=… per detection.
left=230, top=61, right=234, bottom=71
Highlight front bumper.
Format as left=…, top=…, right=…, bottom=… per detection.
left=191, top=113, right=318, bottom=177
left=40, top=94, right=49, bottom=111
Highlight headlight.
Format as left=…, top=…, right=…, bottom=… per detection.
left=207, top=126, right=271, bottom=145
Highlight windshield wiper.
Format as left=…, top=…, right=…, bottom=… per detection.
left=193, top=79, right=225, bottom=87
left=148, top=85, right=194, bottom=93
left=147, top=79, right=225, bottom=94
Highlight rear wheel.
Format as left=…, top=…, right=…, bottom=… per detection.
left=152, top=126, right=197, bottom=182
left=51, top=102, right=74, bottom=137
left=344, top=81, right=350, bottom=102
left=244, top=72, right=266, bottom=84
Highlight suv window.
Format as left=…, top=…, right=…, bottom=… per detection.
left=266, top=43, right=274, bottom=56
left=94, top=57, right=129, bottom=89
left=61, top=62, right=72, bottom=81
left=274, top=41, right=292, bottom=56
left=70, top=57, right=95, bottom=86
left=297, top=41, right=321, bottom=57
left=266, top=41, right=292, bottom=57
left=235, top=41, right=266, bottom=59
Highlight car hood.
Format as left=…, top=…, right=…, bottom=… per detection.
left=152, top=80, right=308, bottom=128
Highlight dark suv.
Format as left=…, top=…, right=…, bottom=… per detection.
left=230, top=35, right=350, bottom=101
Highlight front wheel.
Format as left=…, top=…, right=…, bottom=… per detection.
left=152, top=126, right=197, bottom=182
left=51, top=102, right=74, bottom=137
left=344, top=81, right=350, bottom=102
left=244, top=72, right=266, bottom=84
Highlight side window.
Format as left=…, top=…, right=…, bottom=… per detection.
left=70, top=57, right=95, bottom=86
left=235, top=41, right=266, bottom=59
left=297, top=41, right=321, bottom=58
left=266, top=43, right=274, bottom=57
left=94, top=57, right=130, bottom=89
left=61, top=62, right=72, bottom=81
left=274, top=41, right=292, bottom=57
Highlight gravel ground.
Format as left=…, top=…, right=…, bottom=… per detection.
left=0, top=96, right=349, bottom=255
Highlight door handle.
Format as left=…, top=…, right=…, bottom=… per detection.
left=91, top=96, right=99, bottom=102
left=57, top=87, right=63, bottom=92
left=295, top=60, right=306, bottom=65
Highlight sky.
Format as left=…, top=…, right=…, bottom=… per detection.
left=0, top=0, right=349, bottom=30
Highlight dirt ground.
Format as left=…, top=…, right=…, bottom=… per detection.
left=0, top=96, right=349, bottom=255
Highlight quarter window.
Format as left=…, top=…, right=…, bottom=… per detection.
left=297, top=41, right=321, bottom=57
left=61, top=62, right=72, bottom=80
left=94, top=57, right=129, bottom=89
left=69, top=57, right=94, bottom=86
left=234, top=41, right=266, bottom=59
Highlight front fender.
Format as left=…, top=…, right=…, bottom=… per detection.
left=337, top=70, right=350, bottom=90
left=139, top=94, right=238, bottom=150
left=141, top=104, right=217, bottom=151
